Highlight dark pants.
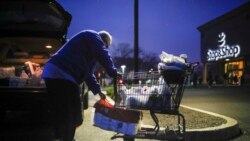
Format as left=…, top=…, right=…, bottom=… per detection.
left=44, top=78, right=83, bottom=141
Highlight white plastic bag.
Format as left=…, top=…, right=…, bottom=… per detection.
left=158, top=51, right=188, bottom=70
left=159, top=51, right=185, bottom=64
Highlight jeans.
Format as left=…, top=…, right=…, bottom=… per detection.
left=44, top=78, right=83, bottom=141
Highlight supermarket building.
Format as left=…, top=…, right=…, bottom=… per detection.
left=197, top=2, right=250, bottom=86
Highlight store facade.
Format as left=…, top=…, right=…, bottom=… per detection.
left=198, top=2, right=250, bottom=86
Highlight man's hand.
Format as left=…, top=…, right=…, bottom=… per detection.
left=98, top=92, right=106, bottom=100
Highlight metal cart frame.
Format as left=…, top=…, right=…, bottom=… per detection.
left=112, top=63, right=197, bottom=141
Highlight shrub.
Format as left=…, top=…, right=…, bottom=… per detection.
left=105, top=86, right=114, bottom=99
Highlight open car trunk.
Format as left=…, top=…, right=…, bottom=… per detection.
left=0, top=0, right=71, bottom=113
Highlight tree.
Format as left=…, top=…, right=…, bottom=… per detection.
left=111, top=43, right=160, bottom=72
left=139, top=52, right=159, bottom=71
left=111, top=43, right=133, bottom=58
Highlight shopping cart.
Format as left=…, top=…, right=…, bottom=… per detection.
left=111, top=63, right=198, bottom=141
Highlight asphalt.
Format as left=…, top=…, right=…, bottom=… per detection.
left=0, top=90, right=234, bottom=140
left=0, top=85, right=242, bottom=141
left=74, top=91, right=241, bottom=141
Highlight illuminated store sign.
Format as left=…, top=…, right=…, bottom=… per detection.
left=207, top=32, right=240, bottom=61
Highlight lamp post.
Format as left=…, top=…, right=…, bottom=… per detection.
left=121, top=65, right=126, bottom=74
left=134, top=0, right=139, bottom=72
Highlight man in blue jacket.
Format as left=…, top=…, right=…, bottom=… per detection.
left=42, top=30, right=117, bottom=141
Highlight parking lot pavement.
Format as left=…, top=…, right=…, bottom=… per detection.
left=75, top=90, right=240, bottom=141
left=75, top=108, right=123, bottom=140
left=0, top=89, right=239, bottom=141
left=75, top=93, right=161, bottom=141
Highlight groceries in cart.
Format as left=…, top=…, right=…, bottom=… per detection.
left=118, top=75, right=171, bottom=110
left=93, top=99, right=142, bottom=135
left=116, top=51, right=191, bottom=111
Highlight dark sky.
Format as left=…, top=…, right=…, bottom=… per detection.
left=58, top=0, right=248, bottom=62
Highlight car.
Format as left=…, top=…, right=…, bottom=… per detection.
left=0, top=0, right=88, bottom=120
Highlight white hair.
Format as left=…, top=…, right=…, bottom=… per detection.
left=98, top=30, right=112, bottom=48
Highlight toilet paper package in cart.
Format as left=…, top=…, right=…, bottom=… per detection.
left=93, top=99, right=143, bottom=135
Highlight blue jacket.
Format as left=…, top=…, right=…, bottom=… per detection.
left=43, top=30, right=117, bottom=94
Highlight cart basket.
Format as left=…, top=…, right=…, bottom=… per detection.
left=115, top=69, right=187, bottom=112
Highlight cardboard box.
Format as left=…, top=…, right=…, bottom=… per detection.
left=93, top=100, right=142, bottom=135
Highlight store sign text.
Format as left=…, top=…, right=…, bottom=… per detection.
left=207, top=32, right=240, bottom=61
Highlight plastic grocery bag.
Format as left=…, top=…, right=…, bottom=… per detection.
left=93, top=99, right=142, bottom=135
left=159, top=51, right=185, bottom=64
left=158, top=51, right=188, bottom=70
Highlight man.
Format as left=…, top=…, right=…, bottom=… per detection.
left=42, top=30, right=117, bottom=141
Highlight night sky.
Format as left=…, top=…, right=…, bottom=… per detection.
left=58, top=0, right=249, bottom=62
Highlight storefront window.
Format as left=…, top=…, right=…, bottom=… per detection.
left=225, top=61, right=243, bottom=85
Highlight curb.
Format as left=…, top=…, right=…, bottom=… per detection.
left=181, top=105, right=241, bottom=141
